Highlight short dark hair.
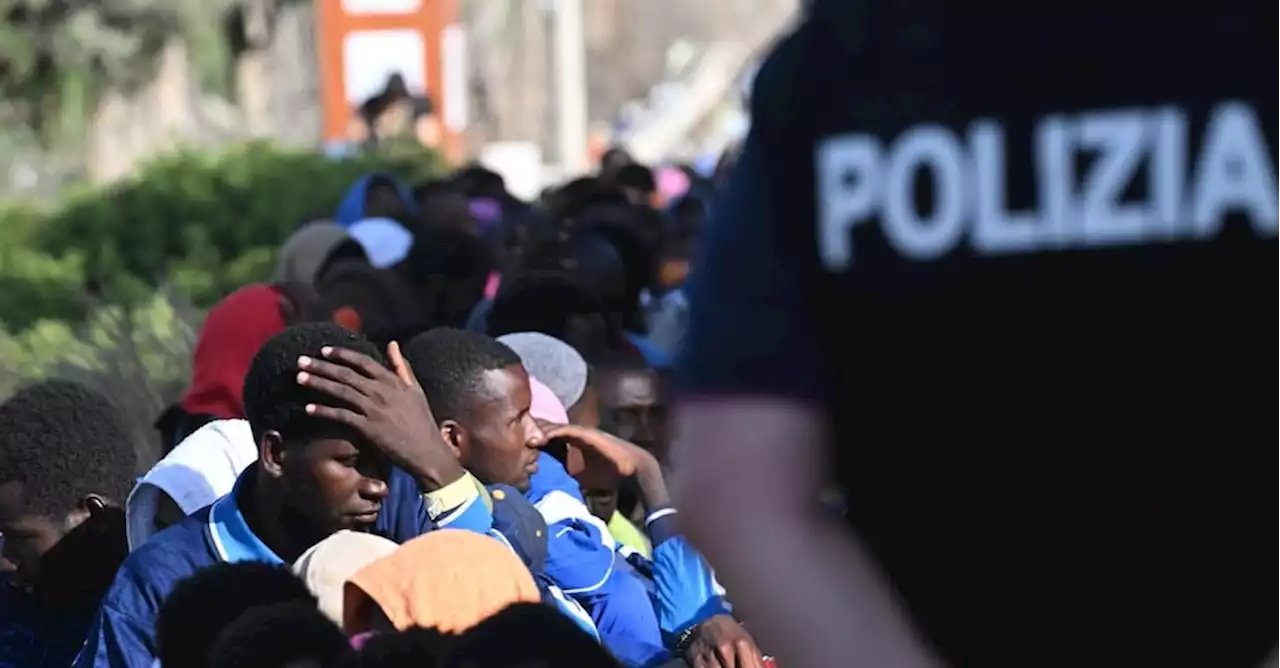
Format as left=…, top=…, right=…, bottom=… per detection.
left=546, top=177, right=628, bottom=223
left=614, top=163, right=656, bottom=193
left=363, top=175, right=411, bottom=222
left=209, top=601, right=351, bottom=668
left=487, top=272, right=605, bottom=331
left=157, top=562, right=315, bottom=668
left=446, top=603, right=621, bottom=667
left=589, top=347, right=649, bottom=373
left=576, top=212, right=659, bottom=332
left=317, top=261, right=428, bottom=345
left=412, top=177, right=458, bottom=202
left=398, top=225, right=495, bottom=329
left=670, top=195, right=708, bottom=236
left=599, top=147, right=633, bottom=176
left=452, top=164, right=507, bottom=200
left=242, top=322, right=385, bottom=444
left=0, top=379, right=136, bottom=516
left=346, top=627, right=453, bottom=667
left=485, top=272, right=624, bottom=356
left=403, top=328, right=521, bottom=423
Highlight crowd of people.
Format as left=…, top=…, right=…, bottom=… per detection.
left=0, top=148, right=764, bottom=668
left=5, top=0, right=1275, bottom=665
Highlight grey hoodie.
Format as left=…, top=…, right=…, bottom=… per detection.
left=273, top=221, right=364, bottom=285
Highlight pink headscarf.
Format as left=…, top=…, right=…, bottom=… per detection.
left=483, top=271, right=502, bottom=299
left=656, top=166, right=691, bottom=203
left=529, top=375, right=582, bottom=476
left=529, top=376, right=569, bottom=424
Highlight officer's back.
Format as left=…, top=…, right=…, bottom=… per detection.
left=681, top=1, right=1275, bottom=665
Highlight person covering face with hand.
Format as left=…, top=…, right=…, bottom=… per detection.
left=536, top=419, right=764, bottom=668
left=511, top=352, right=760, bottom=668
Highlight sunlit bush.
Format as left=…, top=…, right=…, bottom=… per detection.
left=0, top=141, right=442, bottom=465
left=34, top=141, right=441, bottom=311
left=0, top=290, right=201, bottom=468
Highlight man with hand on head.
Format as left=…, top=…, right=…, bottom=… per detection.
left=76, top=323, right=491, bottom=668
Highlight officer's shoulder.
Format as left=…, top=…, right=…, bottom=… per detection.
left=748, top=21, right=817, bottom=126
left=750, top=8, right=868, bottom=132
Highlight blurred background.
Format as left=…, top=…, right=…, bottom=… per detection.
left=0, top=0, right=797, bottom=465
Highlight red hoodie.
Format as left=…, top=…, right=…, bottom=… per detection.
left=179, top=284, right=289, bottom=419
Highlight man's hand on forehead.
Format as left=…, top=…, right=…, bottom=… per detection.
left=296, top=343, right=466, bottom=491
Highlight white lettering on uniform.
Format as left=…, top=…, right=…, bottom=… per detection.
left=970, top=119, right=1041, bottom=253
left=1189, top=102, right=1278, bottom=238
left=882, top=125, right=969, bottom=260
left=1077, top=109, right=1149, bottom=246
left=815, top=101, right=1278, bottom=270
left=1035, top=115, right=1074, bottom=250
left=1149, top=107, right=1188, bottom=239
left=816, top=137, right=881, bottom=269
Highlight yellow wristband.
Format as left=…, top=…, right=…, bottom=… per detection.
left=423, top=471, right=480, bottom=519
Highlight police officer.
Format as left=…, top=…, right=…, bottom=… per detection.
left=673, top=1, right=1276, bottom=666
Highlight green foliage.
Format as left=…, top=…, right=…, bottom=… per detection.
left=0, top=0, right=241, bottom=142
left=25, top=140, right=440, bottom=313
left=0, top=290, right=201, bottom=467
left=0, top=141, right=442, bottom=460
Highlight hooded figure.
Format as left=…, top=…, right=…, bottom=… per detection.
left=155, top=284, right=313, bottom=451
left=272, top=221, right=367, bottom=285
left=317, top=259, right=427, bottom=346
left=335, top=173, right=418, bottom=227
left=498, top=333, right=589, bottom=410
left=126, top=419, right=258, bottom=552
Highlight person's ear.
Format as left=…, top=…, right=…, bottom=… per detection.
left=65, top=494, right=111, bottom=530
left=440, top=420, right=465, bottom=459
left=260, top=431, right=288, bottom=479
left=70, top=494, right=111, bottom=525
left=82, top=494, right=109, bottom=514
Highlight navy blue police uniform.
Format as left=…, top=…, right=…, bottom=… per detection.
left=679, top=1, right=1277, bottom=666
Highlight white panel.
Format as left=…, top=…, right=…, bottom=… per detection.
left=342, top=29, right=427, bottom=105
left=441, top=24, right=468, bottom=131
left=342, top=0, right=420, bottom=15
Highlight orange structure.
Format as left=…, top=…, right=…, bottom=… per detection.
left=316, top=0, right=464, bottom=162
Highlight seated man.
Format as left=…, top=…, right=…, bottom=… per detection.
left=403, top=328, right=758, bottom=668
left=404, top=328, right=665, bottom=666
left=528, top=385, right=752, bottom=668
left=76, top=323, right=485, bottom=668
left=0, top=380, right=137, bottom=666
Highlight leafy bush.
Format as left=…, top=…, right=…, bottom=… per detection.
left=0, top=141, right=442, bottom=463
left=0, top=141, right=440, bottom=329
left=0, top=290, right=201, bottom=468
left=33, top=141, right=441, bottom=313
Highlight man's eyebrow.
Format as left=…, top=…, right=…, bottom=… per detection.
left=510, top=404, right=531, bottom=424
